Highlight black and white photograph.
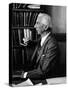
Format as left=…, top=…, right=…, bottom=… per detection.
left=9, top=3, right=66, bottom=86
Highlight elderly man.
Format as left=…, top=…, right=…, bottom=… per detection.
left=22, top=13, right=59, bottom=85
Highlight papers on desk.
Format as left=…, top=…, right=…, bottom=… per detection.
left=12, top=79, right=33, bottom=87
left=46, top=77, right=66, bottom=85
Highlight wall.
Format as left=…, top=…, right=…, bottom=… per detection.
left=52, top=6, right=66, bottom=33
left=50, top=6, right=66, bottom=76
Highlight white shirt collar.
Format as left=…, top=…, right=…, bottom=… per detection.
left=41, top=32, right=50, bottom=46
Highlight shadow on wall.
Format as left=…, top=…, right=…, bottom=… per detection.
left=58, top=41, right=66, bottom=76
left=54, top=33, right=66, bottom=77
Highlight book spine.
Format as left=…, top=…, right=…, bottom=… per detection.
left=13, top=30, right=16, bottom=46
left=12, top=12, right=16, bottom=27
left=33, top=13, right=38, bottom=25
left=28, top=12, right=32, bottom=26
left=26, top=29, right=30, bottom=39
left=24, top=29, right=27, bottom=38
left=31, top=13, right=35, bottom=26
left=18, top=29, right=21, bottom=44
left=24, top=12, right=26, bottom=26
left=16, top=12, right=19, bottom=27
left=29, top=12, right=33, bottom=26
left=13, top=48, right=17, bottom=70
left=29, top=30, right=32, bottom=40
left=25, top=12, right=28, bottom=26
left=22, top=49, right=24, bottom=65
left=19, top=12, right=24, bottom=27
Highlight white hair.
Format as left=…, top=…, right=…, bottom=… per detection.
left=37, top=13, right=52, bottom=28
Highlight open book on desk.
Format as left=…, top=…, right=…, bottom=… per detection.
left=12, top=78, right=33, bottom=87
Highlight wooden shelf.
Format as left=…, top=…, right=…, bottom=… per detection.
left=12, top=8, right=44, bottom=12
left=12, top=26, right=35, bottom=30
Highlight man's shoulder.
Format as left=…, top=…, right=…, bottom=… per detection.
left=48, top=33, right=57, bottom=43
left=46, top=33, right=58, bottom=47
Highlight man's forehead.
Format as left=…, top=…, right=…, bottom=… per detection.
left=36, top=14, right=49, bottom=25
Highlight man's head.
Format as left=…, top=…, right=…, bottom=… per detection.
left=34, top=13, right=52, bottom=35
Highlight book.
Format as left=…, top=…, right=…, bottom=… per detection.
left=13, top=30, right=19, bottom=46
left=24, top=12, right=26, bottom=26
left=16, top=12, right=19, bottom=27
left=18, top=29, right=24, bottom=44
left=24, top=29, right=27, bottom=38
left=29, top=12, right=34, bottom=26
left=29, top=30, right=32, bottom=40
left=27, top=12, right=31, bottom=26
left=18, top=29, right=21, bottom=44
left=12, top=12, right=16, bottom=27
left=25, top=12, right=29, bottom=26
left=31, top=12, right=38, bottom=26
left=23, top=29, right=32, bottom=41
left=33, top=12, right=38, bottom=25
left=30, top=12, right=36, bottom=26
left=19, top=12, right=24, bottom=27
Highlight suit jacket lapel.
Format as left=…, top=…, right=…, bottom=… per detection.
left=36, top=33, right=52, bottom=63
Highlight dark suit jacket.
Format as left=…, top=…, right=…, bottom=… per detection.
left=26, top=32, right=59, bottom=84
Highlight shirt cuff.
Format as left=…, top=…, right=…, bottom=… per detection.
left=24, top=72, right=28, bottom=78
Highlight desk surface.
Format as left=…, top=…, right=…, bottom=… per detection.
left=12, top=77, right=66, bottom=87
left=46, top=77, right=66, bottom=85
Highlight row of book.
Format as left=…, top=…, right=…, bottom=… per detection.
left=12, top=3, right=27, bottom=9
left=12, top=29, right=37, bottom=46
left=12, top=3, right=40, bottom=9
left=12, top=11, right=38, bottom=27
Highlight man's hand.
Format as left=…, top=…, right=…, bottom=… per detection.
left=21, top=71, right=28, bottom=79
left=23, top=37, right=29, bottom=44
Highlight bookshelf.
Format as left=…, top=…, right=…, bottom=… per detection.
left=9, top=3, right=46, bottom=84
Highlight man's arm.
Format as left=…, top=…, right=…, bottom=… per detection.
left=26, top=67, right=43, bottom=79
